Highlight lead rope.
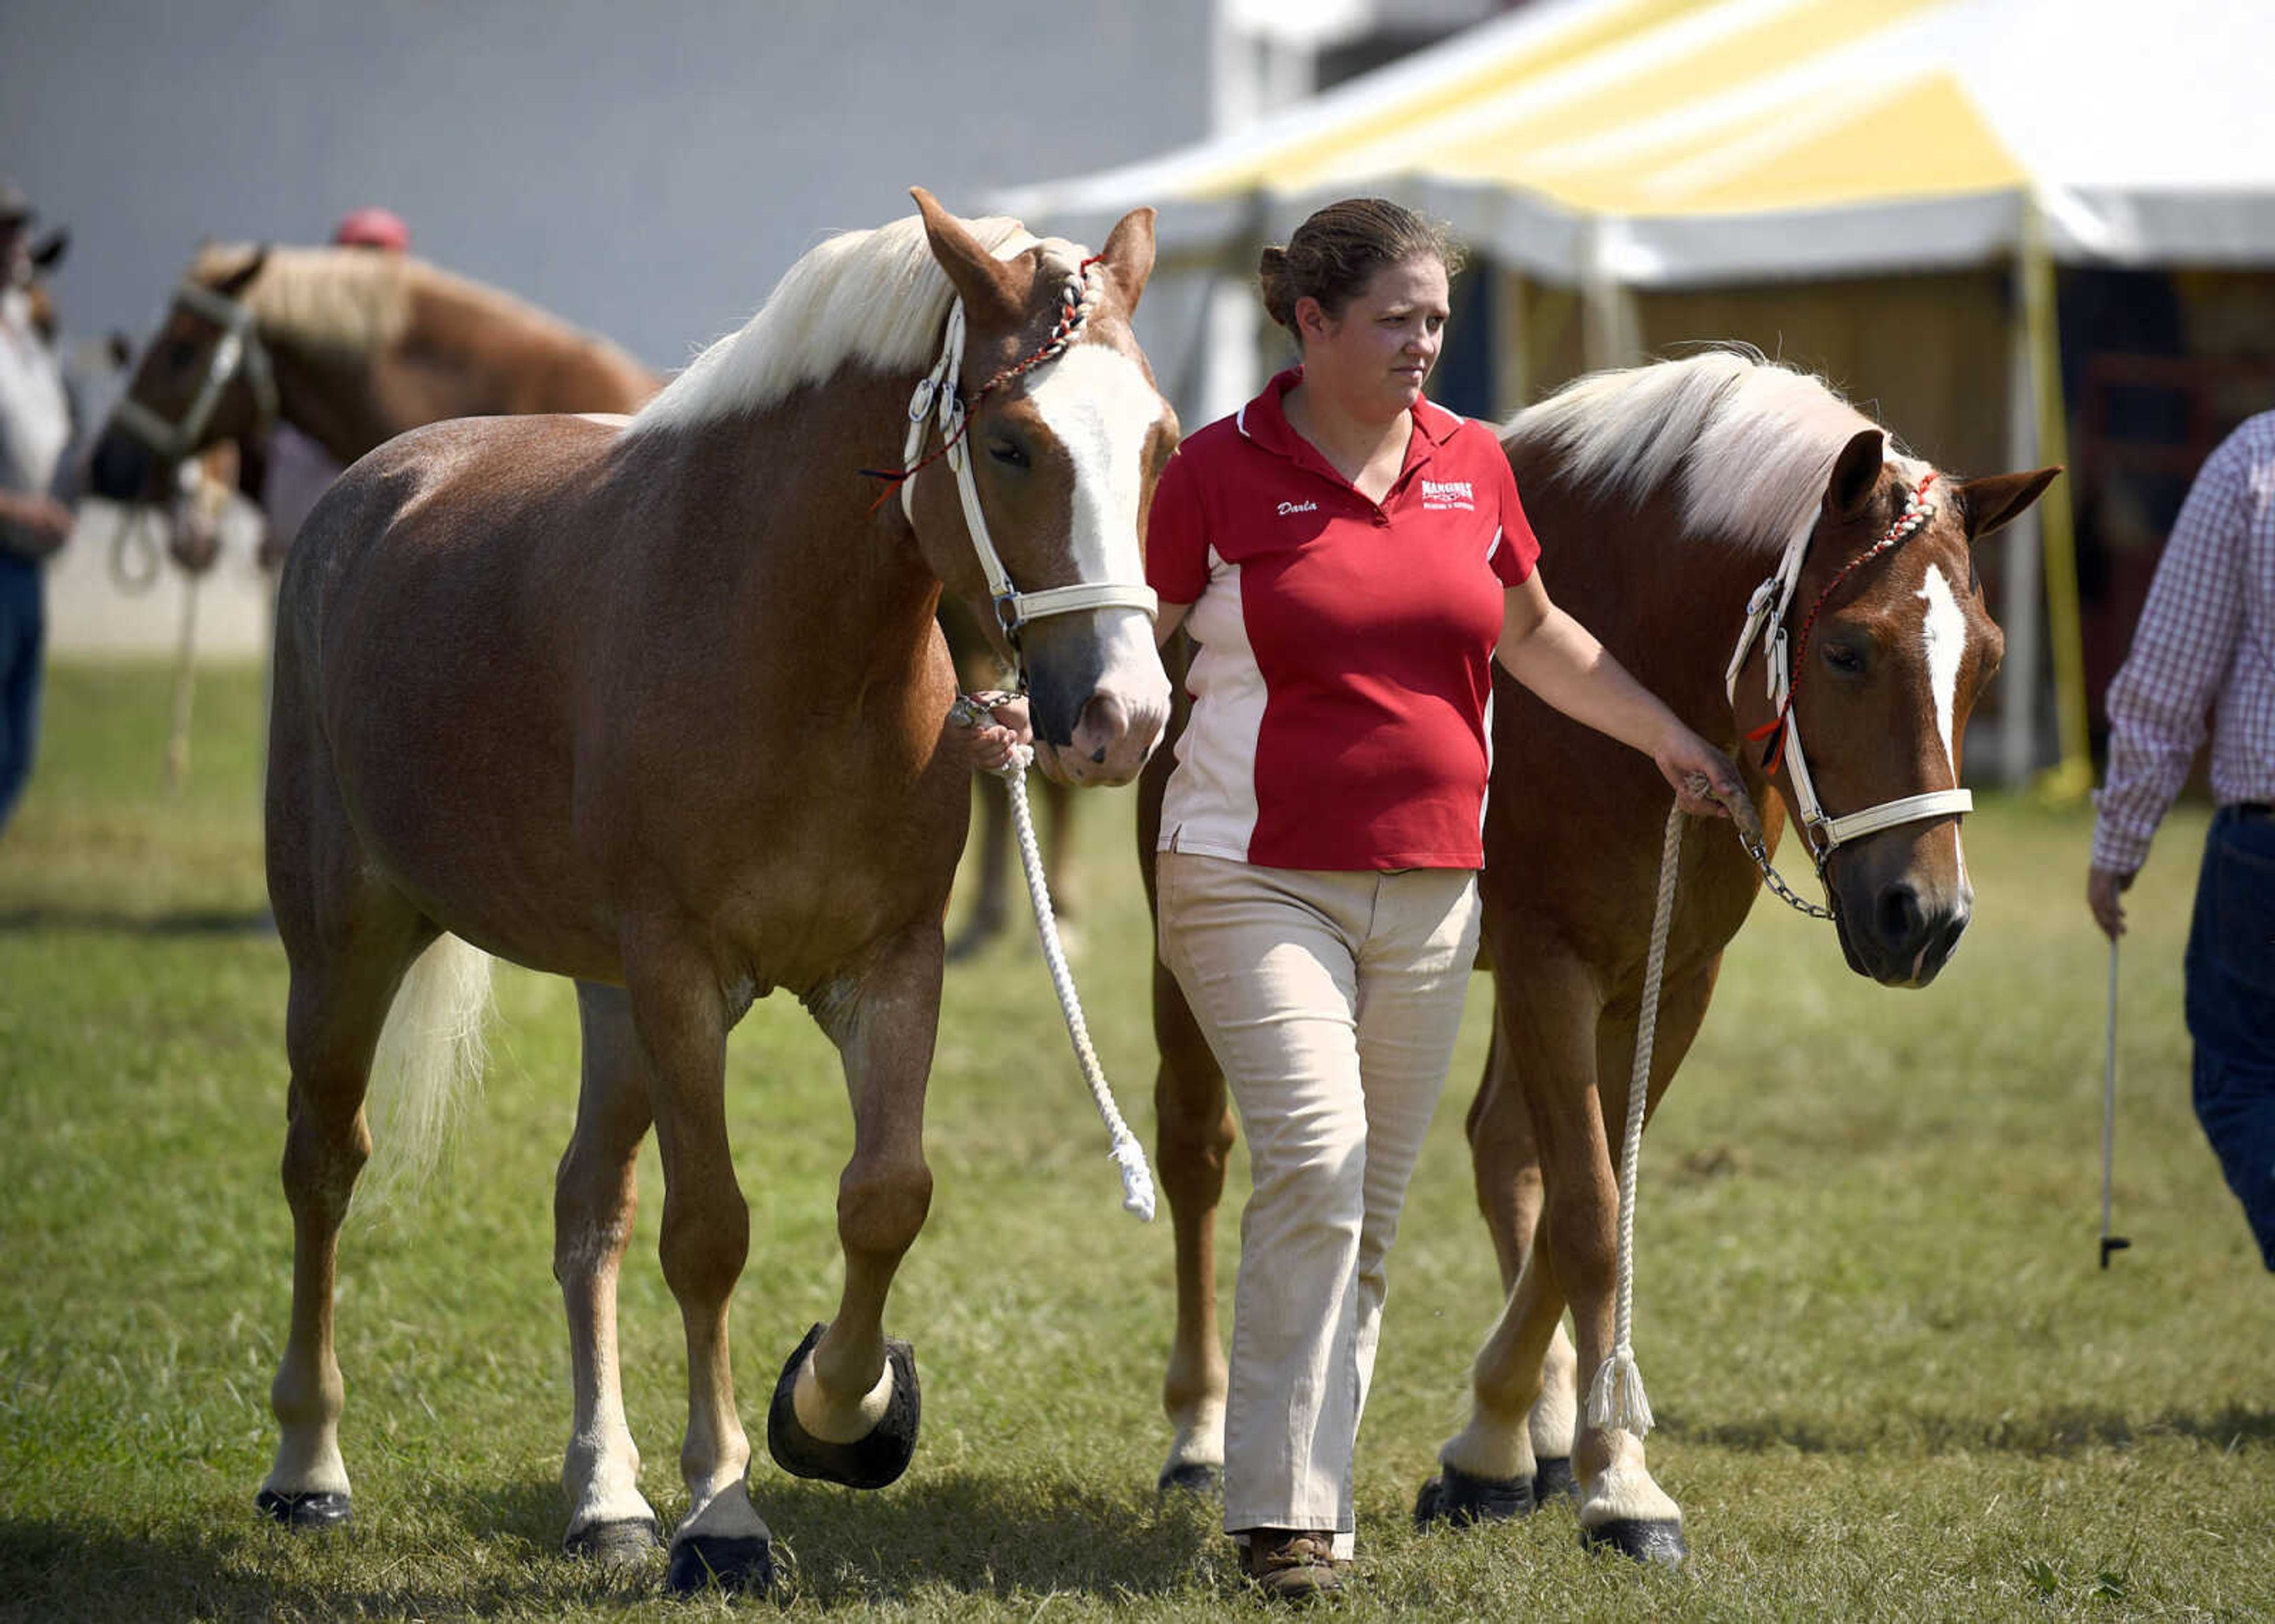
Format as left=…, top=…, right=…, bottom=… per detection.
left=954, top=696, right=1155, bottom=1222
left=1585, top=796, right=1685, bottom=1439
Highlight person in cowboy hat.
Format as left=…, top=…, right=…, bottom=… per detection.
left=0, top=179, right=76, bottom=835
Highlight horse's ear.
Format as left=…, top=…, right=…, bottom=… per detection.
left=1822, top=428, right=1885, bottom=522
left=1098, top=207, right=1156, bottom=316
left=911, top=187, right=1021, bottom=325
left=1956, top=467, right=2062, bottom=540
left=215, top=244, right=269, bottom=297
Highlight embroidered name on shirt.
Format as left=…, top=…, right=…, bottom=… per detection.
left=1421, top=478, right=1475, bottom=511
left=1278, top=499, right=1318, bottom=516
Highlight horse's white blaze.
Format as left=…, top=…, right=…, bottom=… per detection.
left=1027, top=342, right=1169, bottom=700
left=1917, top=563, right=1966, bottom=779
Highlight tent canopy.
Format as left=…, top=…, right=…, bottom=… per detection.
left=998, top=0, right=2275, bottom=286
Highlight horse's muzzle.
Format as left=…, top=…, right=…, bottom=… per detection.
left=1834, top=872, right=1972, bottom=988
left=86, top=427, right=163, bottom=504
left=1024, top=609, right=1168, bottom=789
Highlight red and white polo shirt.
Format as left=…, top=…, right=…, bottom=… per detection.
left=1147, top=368, right=1539, bottom=872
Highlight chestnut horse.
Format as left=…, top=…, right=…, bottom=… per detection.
left=252, top=193, right=1172, bottom=1597
left=1143, top=351, right=2055, bottom=1561
left=85, top=241, right=661, bottom=511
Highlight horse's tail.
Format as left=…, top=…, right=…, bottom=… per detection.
left=361, top=933, right=495, bottom=1205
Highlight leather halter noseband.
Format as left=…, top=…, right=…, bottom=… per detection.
left=1723, top=468, right=1973, bottom=876
left=109, top=279, right=280, bottom=464
left=892, top=260, right=1158, bottom=666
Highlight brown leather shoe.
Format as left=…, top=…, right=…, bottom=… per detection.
left=1239, top=1528, right=1342, bottom=1603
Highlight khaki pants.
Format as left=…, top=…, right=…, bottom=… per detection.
left=1156, top=852, right=1481, bottom=1546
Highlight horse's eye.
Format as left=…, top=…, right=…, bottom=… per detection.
left=986, top=440, right=1028, bottom=470
left=1823, top=642, right=1866, bottom=675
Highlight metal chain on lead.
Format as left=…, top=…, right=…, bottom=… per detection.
left=1735, top=824, right=1836, bottom=921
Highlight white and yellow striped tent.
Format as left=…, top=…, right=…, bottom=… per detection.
left=999, top=0, right=2275, bottom=792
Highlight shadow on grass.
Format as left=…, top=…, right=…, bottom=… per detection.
left=0, top=1469, right=1220, bottom=1617
left=0, top=905, right=272, bottom=937
left=1681, top=1402, right=2275, bottom=1458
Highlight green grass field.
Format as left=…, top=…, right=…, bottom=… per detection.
left=1, top=663, right=2266, bottom=1622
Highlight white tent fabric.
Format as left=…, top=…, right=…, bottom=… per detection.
left=998, top=0, right=2275, bottom=286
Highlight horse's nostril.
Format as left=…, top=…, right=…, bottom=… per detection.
left=1876, top=883, right=1924, bottom=949
left=1091, top=747, right=1106, bottom=764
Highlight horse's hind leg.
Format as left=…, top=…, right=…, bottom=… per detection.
left=258, top=733, right=432, bottom=1528
left=766, top=928, right=939, bottom=1494
left=555, top=981, right=662, bottom=1561
left=1154, top=950, right=1235, bottom=1495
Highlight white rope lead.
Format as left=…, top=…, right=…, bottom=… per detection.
left=1586, top=798, right=1685, bottom=1440
left=997, top=742, right=1156, bottom=1222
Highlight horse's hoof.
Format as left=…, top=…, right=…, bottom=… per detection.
left=766, top=1321, right=921, bottom=1490
left=565, top=1517, right=662, bottom=1564
left=1155, top=1460, right=1222, bottom=1497
left=1414, top=1463, right=1534, bottom=1527
left=1533, top=1456, right=1581, bottom=1505
left=666, top=1532, right=775, bottom=1596
left=255, top=1488, right=351, bottom=1530
left=1581, top=1517, right=1687, bottom=1566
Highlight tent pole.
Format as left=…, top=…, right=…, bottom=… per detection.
left=2021, top=197, right=2093, bottom=800
left=2000, top=259, right=2043, bottom=787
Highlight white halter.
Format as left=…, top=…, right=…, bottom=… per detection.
left=109, top=279, right=279, bottom=463
left=1722, top=469, right=1973, bottom=872
left=899, top=264, right=1157, bottom=662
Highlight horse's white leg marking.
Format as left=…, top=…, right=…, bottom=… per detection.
left=264, top=1414, right=351, bottom=1500
left=1579, top=1429, right=1683, bottom=1529
left=1918, top=562, right=1972, bottom=892
left=1530, top=1319, right=1579, bottom=1463
left=791, top=1344, right=895, bottom=1443
left=1026, top=345, right=1172, bottom=722
left=1162, top=1392, right=1227, bottom=1478
left=560, top=1220, right=658, bottom=1539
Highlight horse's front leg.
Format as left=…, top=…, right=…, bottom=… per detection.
left=1153, top=950, right=1236, bottom=1494
left=765, top=927, right=938, bottom=1490
left=555, top=981, right=662, bottom=1561
left=622, top=925, right=773, bottom=1596
left=1551, top=959, right=1719, bottom=1565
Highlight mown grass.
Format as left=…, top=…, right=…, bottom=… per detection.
left=0, top=662, right=2266, bottom=1622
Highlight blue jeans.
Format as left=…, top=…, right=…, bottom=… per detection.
left=0, top=554, right=43, bottom=834
left=2185, top=806, right=2275, bottom=1271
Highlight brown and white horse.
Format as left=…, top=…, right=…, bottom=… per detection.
left=250, top=193, right=1173, bottom=1596
left=1143, top=351, right=2055, bottom=1561
left=84, top=242, right=661, bottom=511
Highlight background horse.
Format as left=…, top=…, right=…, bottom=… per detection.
left=85, top=241, right=661, bottom=514
left=1143, top=351, right=2055, bottom=1561
left=252, top=191, right=1172, bottom=1597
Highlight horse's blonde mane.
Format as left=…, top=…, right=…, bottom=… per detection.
left=193, top=244, right=651, bottom=380
left=629, top=212, right=1071, bottom=437
left=1507, top=349, right=1927, bottom=556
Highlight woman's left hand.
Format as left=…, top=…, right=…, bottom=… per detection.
left=1654, top=728, right=1745, bottom=821
left=953, top=692, right=1032, bottom=774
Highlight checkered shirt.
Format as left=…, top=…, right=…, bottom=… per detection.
left=2091, top=411, right=2275, bottom=874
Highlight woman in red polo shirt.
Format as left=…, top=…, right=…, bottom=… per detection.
left=1142, top=198, right=1738, bottom=1601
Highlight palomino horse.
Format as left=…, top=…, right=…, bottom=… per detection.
left=84, top=242, right=660, bottom=511
left=1143, top=351, right=2055, bottom=1561
left=251, top=193, right=1173, bottom=1596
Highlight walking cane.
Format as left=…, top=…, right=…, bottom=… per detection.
left=2099, top=937, right=2132, bottom=1269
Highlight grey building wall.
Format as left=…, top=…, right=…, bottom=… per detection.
left=4, top=0, right=1217, bottom=372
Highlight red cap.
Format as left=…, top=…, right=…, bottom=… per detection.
left=333, top=207, right=409, bottom=251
